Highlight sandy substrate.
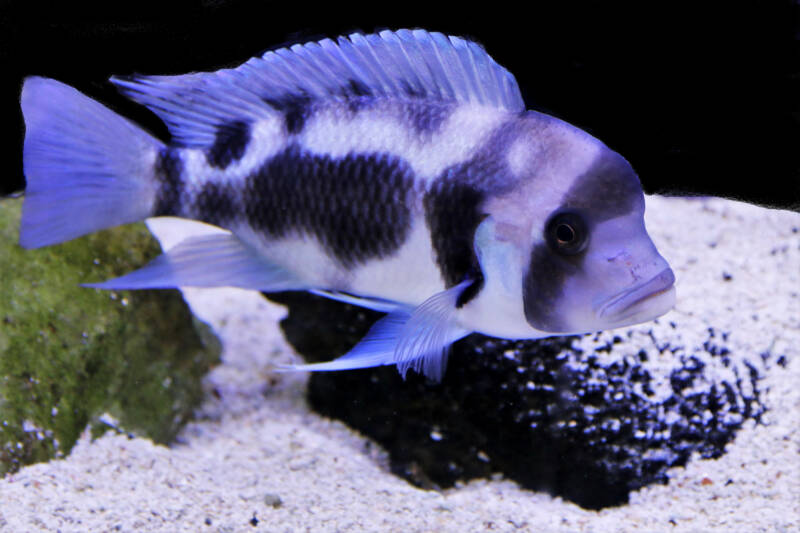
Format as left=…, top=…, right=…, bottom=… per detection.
left=1, top=196, right=798, bottom=532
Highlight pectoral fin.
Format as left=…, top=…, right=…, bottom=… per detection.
left=308, top=289, right=405, bottom=313
left=280, top=280, right=473, bottom=382
left=279, top=311, right=412, bottom=373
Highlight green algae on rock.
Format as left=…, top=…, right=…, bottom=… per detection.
left=0, top=198, right=221, bottom=476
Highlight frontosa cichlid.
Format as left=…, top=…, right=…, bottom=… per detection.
left=18, top=29, right=676, bottom=381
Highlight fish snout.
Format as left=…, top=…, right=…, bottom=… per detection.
left=598, top=267, right=676, bottom=321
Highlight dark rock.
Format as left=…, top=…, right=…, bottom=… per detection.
left=265, top=291, right=768, bottom=510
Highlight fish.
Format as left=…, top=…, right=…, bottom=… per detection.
left=18, top=29, right=676, bottom=382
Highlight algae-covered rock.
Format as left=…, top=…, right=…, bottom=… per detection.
left=0, top=197, right=221, bottom=475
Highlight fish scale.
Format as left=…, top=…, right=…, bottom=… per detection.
left=17, top=29, right=676, bottom=381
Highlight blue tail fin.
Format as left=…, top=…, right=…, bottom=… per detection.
left=19, top=77, right=162, bottom=248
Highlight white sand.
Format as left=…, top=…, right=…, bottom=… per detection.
left=1, top=196, right=798, bottom=532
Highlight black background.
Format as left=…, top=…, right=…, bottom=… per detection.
left=1, top=1, right=798, bottom=211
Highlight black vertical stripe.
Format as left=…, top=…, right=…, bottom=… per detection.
left=424, top=182, right=485, bottom=289
left=153, top=147, right=183, bottom=216
left=422, top=121, right=522, bottom=303
left=523, top=243, right=583, bottom=332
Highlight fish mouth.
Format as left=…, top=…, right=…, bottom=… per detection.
left=599, top=268, right=676, bottom=321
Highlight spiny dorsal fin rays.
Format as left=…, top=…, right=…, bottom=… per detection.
left=111, top=70, right=272, bottom=147
left=110, top=29, right=525, bottom=148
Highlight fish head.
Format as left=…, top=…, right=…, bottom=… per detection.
left=520, top=145, right=676, bottom=334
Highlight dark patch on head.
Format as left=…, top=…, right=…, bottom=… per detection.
left=206, top=120, right=250, bottom=169
left=243, top=145, right=414, bottom=267
left=194, top=182, right=237, bottom=227
left=263, top=93, right=313, bottom=134
left=153, top=147, right=183, bottom=217
left=560, top=150, right=643, bottom=222
left=521, top=149, right=642, bottom=331
left=523, top=242, right=585, bottom=332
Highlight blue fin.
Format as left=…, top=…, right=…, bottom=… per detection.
left=280, top=311, right=413, bottom=372
left=110, top=29, right=524, bottom=148
left=393, top=280, right=472, bottom=381
left=281, top=280, right=472, bottom=382
left=308, top=289, right=405, bottom=313
left=20, top=77, right=161, bottom=248
left=84, top=233, right=305, bottom=291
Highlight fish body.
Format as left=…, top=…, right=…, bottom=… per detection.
left=149, top=98, right=510, bottom=308
left=18, top=29, right=676, bottom=381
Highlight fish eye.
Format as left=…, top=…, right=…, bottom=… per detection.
left=545, top=210, right=588, bottom=255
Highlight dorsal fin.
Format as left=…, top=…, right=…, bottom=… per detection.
left=110, top=29, right=525, bottom=148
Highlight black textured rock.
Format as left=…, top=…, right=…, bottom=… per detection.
left=265, top=291, right=769, bottom=510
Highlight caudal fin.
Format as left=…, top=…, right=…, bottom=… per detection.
left=20, top=77, right=162, bottom=248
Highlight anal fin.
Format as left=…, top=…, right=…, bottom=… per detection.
left=280, top=280, right=472, bottom=382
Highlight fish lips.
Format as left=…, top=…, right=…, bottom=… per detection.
left=598, top=268, right=676, bottom=322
